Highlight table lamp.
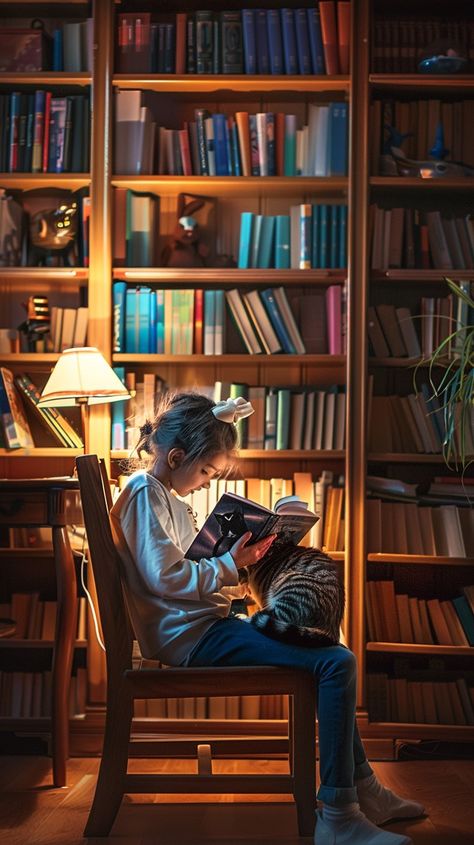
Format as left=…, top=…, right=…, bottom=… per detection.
left=37, top=347, right=130, bottom=453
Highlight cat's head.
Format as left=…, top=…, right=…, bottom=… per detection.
left=215, top=506, right=249, bottom=538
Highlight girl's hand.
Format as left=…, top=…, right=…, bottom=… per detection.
left=229, top=531, right=276, bottom=570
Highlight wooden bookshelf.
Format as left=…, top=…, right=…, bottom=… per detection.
left=1, top=0, right=473, bottom=754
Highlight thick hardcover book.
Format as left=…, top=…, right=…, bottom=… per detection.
left=186, top=492, right=319, bottom=559
left=220, top=11, right=243, bottom=74
left=242, top=9, right=256, bottom=74
left=14, top=373, right=82, bottom=448
left=0, top=367, right=34, bottom=449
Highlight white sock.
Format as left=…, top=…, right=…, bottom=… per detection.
left=322, top=802, right=360, bottom=824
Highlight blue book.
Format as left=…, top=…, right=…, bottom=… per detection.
left=280, top=9, right=298, bottom=75
left=255, top=9, right=270, bottom=73
left=112, top=281, right=127, bottom=352
left=299, top=204, right=312, bottom=269
left=260, top=288, right=296, bottom=353
left=250, top=215, right=263, bottom=268
left=138, top=287, right=151, bottom=352
left=266, top=9, right=283, bottom=75
left=452, top=596, right=474, bottom=646
left=327, top=102, right=348, bottom=176
left=275, top=215, right=290, bottom=269
left=318, top=204, right=329, bottom=268
left=224, top=116, right=233, bottom=175
left=339, top=205, right=347, bottom=268
left=238, top=212, right=255, bottom=268
left=242, top=9, right=257, bottom=74
left=111, top=367, right=126, bottom=450
left=311, top=205, right=320, bottom=268
left=257, top=215, right=275, bottom=269
left=52, top=29, right=63, bottom=71
left=307, top=8, right=326, bottom=74
left=212, top=113, right=229, bottom=176
left=155, top=290, right=165, bottom=353
left=329, top=205, right=339, bottom=269
left=231, top=120, right=241, bottom=175
left=125, top=288, right=137, bottom=353
left=149, top=286, right=157, bottom=352
left=294, top=8, right=312, bottom=74
left=276, top=388, right=291, bottom=449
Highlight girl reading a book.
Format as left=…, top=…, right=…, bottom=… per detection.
left=111, top=391, right=424, bottom=845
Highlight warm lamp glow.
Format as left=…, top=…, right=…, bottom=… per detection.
left=38, top=347, right=129, bottom=408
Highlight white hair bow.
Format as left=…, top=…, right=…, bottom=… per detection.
left=211, top=396, right=255, bottom=424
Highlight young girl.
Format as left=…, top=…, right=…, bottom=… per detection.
left=111, top=391, right=425, bottom=845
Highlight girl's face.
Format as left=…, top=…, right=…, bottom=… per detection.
left=171, top=451, right=231, bottom=497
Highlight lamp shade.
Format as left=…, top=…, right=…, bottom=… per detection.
left=37, top=347, right=130, bottom=407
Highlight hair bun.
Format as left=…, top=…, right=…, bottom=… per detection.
left=139, top=420, right=153, bottom=438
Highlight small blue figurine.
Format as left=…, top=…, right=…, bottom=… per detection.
left=429, top=122, right=449, bottom=161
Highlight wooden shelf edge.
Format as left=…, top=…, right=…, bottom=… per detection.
left=0, top=448, right=82, bottom=457
left=112, top=448, right=345, bottom=460
left=112, top=354, right=346, bottom=364
left=368, top=554, right=474, bottom=566
left=114, top=268, right=347, bottom=283
left=111, top=176, right=349, bottom=195
left=0, top=174, right=90, bottom=188
left=366, top=642, right=473, bottom=655
left=0, top=73, right=91, bottom=86
left=370, top=177, right=474, bottom=190
left=369, top=74, right=474, bottom=90
left=113, top=73, right=351, bottom=93
left=370, top=269, right=474, bottom=282
left=0, top=268, right=88, bottom=280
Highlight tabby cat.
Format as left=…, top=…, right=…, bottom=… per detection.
left=238, top=539, right=344, bottom=647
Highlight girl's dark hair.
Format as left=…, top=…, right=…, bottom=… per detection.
left=134, top=390, right=238, bottom=469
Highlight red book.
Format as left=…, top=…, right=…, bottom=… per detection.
left=275, top=112, right=285, bottom=176
left=193, top=289, right=203, bottom=353
left=179, top=128, right=193, bottom=176
left=113, top=187, right=127, bottom=266
left=319, top=1, right=340, bottom=74
left=175, top=13, right=187, bottom=74
left=337, top=1, right=351, bottom=74
left=325, top=284, right=342, bottom=354
left=42, top=91, right=52, bottom=173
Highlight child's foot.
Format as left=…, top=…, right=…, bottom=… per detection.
left=356, top=772, right=425, bottom=825
left=314, top=809, right=412, bottom=845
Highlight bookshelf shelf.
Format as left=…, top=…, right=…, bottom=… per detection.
left=0, top=353, right=59, bottom=364
left=113, top=354, right=346, bottom=366
left=0, top=448, right=82, bottom=458
left=367, top=554, right=474, bottom=567
left=0, top=639, right=87, bottom=649
left=370, top=177, right=474, bottom=191
left=370, top=270, right=474, bottom=283
left=111, top=176, right=348, bottom=196
left=369, top=74, right=474, bottom=93
left=0, top=268, right=88, bottom=282
left=0, top=73, right=91, bottom=87
left=110, top=448, right=346, bottom=461
left=113, top=74, right=351, bottom=94
left=367, top=642, right=473, bottom=656
left=114, top=268, right=347, bottom=285
left=0, top=174, right=90, bottom=189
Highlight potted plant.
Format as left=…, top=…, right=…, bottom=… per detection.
left=418, top=278, right=474, bottom=471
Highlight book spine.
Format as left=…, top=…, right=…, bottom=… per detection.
left=194, top=109, right=209, bottom=175
left=242, top=10, right=256, bottom=74
left=299, top=204, right=312, bottom=269
left=307, top=8, right=326, bottom=74
left=275, top=215, right=290, bottom=270
left=186, top=14, right=196, bottom=73
left=284, top=114, right=297, bottom=176
left=112, top=281, right=127, bottom=352
left=195, top=12, right=214, bottom=74
left=255, top=10, right=270, bottom=73
left=8, top=92, right=20, bottom=172
left=266, top=10, right=284, bottom=75
left=260, top=288, right=296, bottom=353
left=294, top=8, right=312, bottom=75
left=280, top=9, right=298, bottom=75
left=238, top=212, right=254, bottom=269
left=31, top=90, right=45, bottom=173
left=220, top=11, right=243, bottom=74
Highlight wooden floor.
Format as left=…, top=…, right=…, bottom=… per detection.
left=1, top=755, right=473, bottom=845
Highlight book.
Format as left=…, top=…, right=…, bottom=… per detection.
left=0, top=367, right=34, bottom=449
left=186, top=492, right=319, bottom=560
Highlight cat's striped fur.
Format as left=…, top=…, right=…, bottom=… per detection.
left=239, top=540, right=344, bottom=646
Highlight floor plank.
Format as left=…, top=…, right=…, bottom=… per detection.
left=0, top=756, right=473, bottom=845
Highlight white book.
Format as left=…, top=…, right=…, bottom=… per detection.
left=302, top=391, right=315, bottom=450
left=314, top=105, right=329, bottom=176
left=313, top=391, right=326, bottom=450
left=307, top=103, right=320, bottom=176
left=256, top=113, right=268, bottom=176
left=273, top=287, right=306, bottom=354
left=290, top=392, right=305, bottom=450
left=60, top=308, right=77, bottom=351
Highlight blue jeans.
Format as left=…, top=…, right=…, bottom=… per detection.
left=187, top=616, right=373, bottom=806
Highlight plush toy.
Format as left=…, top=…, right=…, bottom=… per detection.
left=161, top=195, right=209, bottom=268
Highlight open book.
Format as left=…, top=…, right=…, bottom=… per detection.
left=186, top=492, right=319, bottom=560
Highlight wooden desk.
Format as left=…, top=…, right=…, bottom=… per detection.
left=0, top=477, right=82, bottom=787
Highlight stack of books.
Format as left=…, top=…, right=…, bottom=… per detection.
left=371, top=15, right=474, bottom=74
left=367, top=669, right=474, bottom=725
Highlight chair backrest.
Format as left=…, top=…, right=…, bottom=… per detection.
left=76, top=454, right=133, bottom=679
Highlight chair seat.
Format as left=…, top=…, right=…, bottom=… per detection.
left=125, top=664, right=314, bottom=698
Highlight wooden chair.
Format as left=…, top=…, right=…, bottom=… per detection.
left=76, top=454, right=316, bottom=838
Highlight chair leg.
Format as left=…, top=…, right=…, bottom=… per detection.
left=84, top=691, right=133, bottom=837
left=292, top=679, right=317, bottom=837
left=288, top=695, right=294, bottom=775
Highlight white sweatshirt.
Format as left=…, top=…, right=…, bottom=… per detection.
left=110, top=471, right=240, bottom=665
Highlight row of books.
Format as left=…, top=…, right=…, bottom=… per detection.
left=1, top=595, right=87, bottom=641
left=238, top=204, right=348, bottom=270
left=0, top=668, right=87, bottom=719
left=112, top=283, right=345, bottom=356
left=46, top=305, right=88, bottom=353
left=116, top=4, right=349, bottom=75
left=0, top=92, right=90, bottom=174
left=49, top=19, right=93, bottom=72
left=371, top=16, right=474, bottom=74
left=366, top=499, right=474, bottom=558
left=155, top=103, right=349, bottom=178
left=367, top=672, right=474, bottom=726
left=372, top=98, right=474, bottom=171
left=175, top=470, right=345, bottom=553
left=367, top=294, right=472, bottom=359
left=0, top=368, right=83, bottom=450
left=370, top=206, right=474, bottom=271
left=366, top=474, right=474, bottom=506
left=370, top=393, right=474, bottom=458
left=366, top=580, right=474, bottom=647
left=0, top=189, right=90, bottom=268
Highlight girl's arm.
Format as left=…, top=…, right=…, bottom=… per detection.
left=120, top=486, right=239, bottom=600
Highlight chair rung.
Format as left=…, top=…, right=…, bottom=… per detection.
left=125, top=773, right=295, bottom=794
left=129, top=736, right=289, bottom=757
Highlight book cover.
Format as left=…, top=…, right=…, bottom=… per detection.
left=186, top=491, right=319, bottom=560
left=266, top=9, right=284, bottom=75
left=242, top=9, right=256, bottom=74
left=280, top=8, right=298, bottom=75
left=294, top=8, right=312, bottom=75
left=307, top=8, right=326, bottom=74
left=255, top=9, right=270, bottom=73
left=0, top=367, right=34, bottom=449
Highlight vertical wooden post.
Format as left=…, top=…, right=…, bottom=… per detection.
left=88, top=0, right=114, bottom=469
left=345, top=0, right=370, bottom=709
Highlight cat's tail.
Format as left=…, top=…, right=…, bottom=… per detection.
left=250, top=611, right=337, bottom=647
